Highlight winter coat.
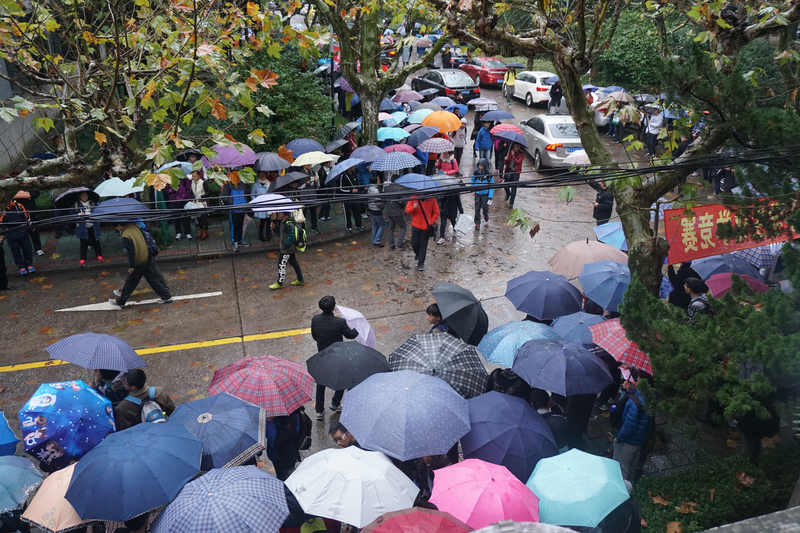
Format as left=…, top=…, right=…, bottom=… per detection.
left=357, top=164, right=372, bottom=186
left=668, top=264, right=700, bottom=310
left=367, top=184, right=384, bottom=215
left=383, top=183, right=407, bottom=217
left=0, top=201, right=30, bottom=239
left=278, top=216, right=298, bottom=254
left=504, top=148, right=525, bottom=174
left=405, top=196, right=440, bottom=230
left=687, top=294, right=712, bottom=323
left=164, top=178, right=192, bottom=202
left=471, top=160, right=494, bottom=198
left=616, top=389, right=651, bottom=446
left=438, top=194, right=463, bottom=219
left=549, top=84, right=563, bottom=107
left=220, top=181, right=249, bottom=211
left=436, top=156, right=459, bottom=175
left=451, top=126, right=467, bottom=148
left=190, top=179, right=211, bottom=207
left=121, top=224, right=149, bottom=267
left=589, top=182, right=614, bottom=222
left=475, top=126, right=493, bottom=151
left=251, top=181, right=271, bottom=219
left=72, top=200, right=101, bottom=240
left=310, top=312, right=359, bottom=351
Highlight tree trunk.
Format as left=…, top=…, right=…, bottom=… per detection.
left=359, top=92, right=381, bottom=147
left=616, top=186, right=670, bottom=295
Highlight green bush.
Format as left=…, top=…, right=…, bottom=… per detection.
left=594, top=11, right=663, bottom=90
left=736, top=38, right=786, bottom=107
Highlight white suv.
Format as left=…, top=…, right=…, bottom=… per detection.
left=505, top=71, right=557, bottom=107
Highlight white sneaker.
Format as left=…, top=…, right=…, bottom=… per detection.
left=436, top=238, right=445, bottom=245
left=36, top=250, right=45, bottom=256
left=175, top=233, right=182, bottom=240
left=186, top=234, right=192, bottom=240
left=113, top=289, right=122, bottom=297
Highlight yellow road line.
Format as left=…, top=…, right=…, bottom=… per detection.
left=0, top=327, right=312, bottom=373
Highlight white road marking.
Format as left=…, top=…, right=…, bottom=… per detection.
left=55, top=291, right=223, bottom=312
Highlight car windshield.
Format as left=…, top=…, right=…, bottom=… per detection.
left=441, top=71, right=474, bottom=85
left=485, top=60, right=506, bottom=68
left=548, top=122, right=579, bottom=138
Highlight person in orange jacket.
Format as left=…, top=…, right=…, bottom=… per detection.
left=405, top=195, right=439, bottom=272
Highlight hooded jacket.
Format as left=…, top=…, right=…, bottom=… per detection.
left=470, top=158, right=494, bottom=198
left=475, top=126, right=493, bottom=151
left=616, top=389, right=651, bottom=446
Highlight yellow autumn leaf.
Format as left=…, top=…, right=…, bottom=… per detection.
left=82, top=31, right=99, bottom=44
left=146, top=173, right=172, bottom=190
left=95, top=131, right=107, bottom=146
left=246, top=1, right=259, bottom=16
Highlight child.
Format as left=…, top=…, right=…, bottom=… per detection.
left=73, top=191, right=103, bottom=266
left=269, top=211, right=304, bottom=289
left=251, top=171, right=271, bottom=241
left=471, top=158, right=494, bottom=229
left=367, top=175, right=385, bottom=247
left=435, top=151, right=459, bottom=175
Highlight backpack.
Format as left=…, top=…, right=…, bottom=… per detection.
left=296, top=406, right=312, bottom=450
left=124, top=387, right=167, bottom=423
left=610, top=392, right=644, bottom=429
left=290, top=220, right=307, bottom=252
left=140, top=227, right=160, bottom=256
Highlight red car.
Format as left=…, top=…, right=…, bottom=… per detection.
left=459, top=57, right=508, bottom=86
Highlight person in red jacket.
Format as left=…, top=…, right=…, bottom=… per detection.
left=405, top=195, right=439, bottom=272
left=503, top=142, right=525, bottom=208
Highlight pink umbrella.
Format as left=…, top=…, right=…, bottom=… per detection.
left=706, top=273, right=769, bottom=298
left=201, top=143, right=258, bottom=168
left=336, top=305, right=376, bottom=348
left=379, top=112, right=394, bottom=121
left=392, top=90, right=424, bottom=103
left=430, top=459, right=540, bottom=530
left=384, top=144, right=416, bottom=154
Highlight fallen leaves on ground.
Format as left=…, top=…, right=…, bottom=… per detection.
left=324, top=280, right=333, bottom=285
left=736, top=472, right=755, bottom=487
left=172, top=300, right=190, bottom=307
left=190, top=362, right=202, bottom=367
left=50, top=253, right=61, bottom=259
left=8, top=313, right=19, bottom=318
left=675, top=502, right=698, bottom=514
left=640, top=519, right=648, bottom=528
left=170, top=394, right=180, bottom=400
left=401, top=323, right=415, bottom=331
left=41, top=285, right=53, bottom=290
left=761, top=435, right=781, bottom=448
left=207, top=365, right=216, bottom=371
left=125, top=319, right=143, bottom=326
left=649, top=492, right=670, bottom=506
left=666, top=522, right=682, bottom=533
left=39, top=326, right=55, bottom=335
left=0, top=386, right=5, bottom=394
left=153, top=328, right=162, bottom=334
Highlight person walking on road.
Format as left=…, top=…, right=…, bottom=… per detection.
left=384, top=176, right=408, bottom=250
left=503, top=143, right=525, bottom=208
left=269, top=211, right=304, bottom=289
left=471, top=158, right=494, bottom=229
left=220, top=173, right=250, bottom=251
left=367, top=175, right=386, bottom=247
left=311, top=296, right=359, bottom=420
left=549, top=81, right=563, bottom=114
left=475, top=121, right=494, bottom=166
left=110, top=222, right=173, bottom=308
left=406, top=194, right=439, bottom=272
left=72, top=191, right=103, bottom=267
left=503, top=67, right=516, bottom=106
left=450, top=118, right=467, bottom=170
left=589, top=179, right=614, bottom=225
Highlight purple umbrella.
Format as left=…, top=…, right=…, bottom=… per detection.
left=512, top=339, right=613, bottom=397
left=201, top=143, right=258, bottom=168
left=339, top=78, right=355, bottom=93
left=351, top=145, right=387, bottom=162
left=285, top=138, right=326, bottom=158
left=393, top=90, right=423, bottom=103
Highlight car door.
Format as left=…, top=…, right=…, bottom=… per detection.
left=519, top=118, right=537, bottom=156
left=460, top=59, right=474, bottom=79
left=426, top=71, right=444, bottom=94
left=417, top=71, right=437, bottom=92
left=528, top=117, right=546, bottom=154
left=515, top=73, right=531, bottom=102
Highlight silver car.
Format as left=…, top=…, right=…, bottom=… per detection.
left=519, top=115, right=583, bottom=169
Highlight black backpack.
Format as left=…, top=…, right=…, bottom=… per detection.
left=610, top=393, right=644, bottom=429
left=296, top=407, right=312, bottom=451
left=140, top=227, right=159, bottom=256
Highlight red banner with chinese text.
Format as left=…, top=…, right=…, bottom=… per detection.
left=663, top=204, right=795, bottom=265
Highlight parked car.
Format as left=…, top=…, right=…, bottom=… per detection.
left=411, top=69, right=481, bottom=102
left=504, top=70, right=555, bottom=107
left=460, top=57, right=508, bottom=86
left=518, top=115, right=583, bottom=169
left=590, top=88, right=613, bottom=128
left=380, top=35, right=396, bottom=66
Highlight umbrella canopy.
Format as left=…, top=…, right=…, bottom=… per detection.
left=362, top=508, right=473, bottom=533
left=390, top=111, right=409, bottom=124
left=307, top=341, right=390, bottom=390
left=285, top=138, right=326, bottom=158
left=589, top=318, right=651, bottom=374
left=95, top=177, right=144, bottom=197
left=395, top=173, right=441, bottom=191
left=22, top=463, right=89, bottom=533
left=583, top=84, right=600, bottom=91
left=607, top=91, right=633, bottom=102
left=430, top=459, right=540, bottom=529
left=592, top=221, right=627, bottom=251
left=505, top=271, right=583, bottom=321
left=706, top=272, right=769, bottom=298
left=732, top=244, right=781, bottom=271
left=579, top=261, right=631, bottom=313
left=248, top=193, right=294, bottom=214
left=481, top=110, right=515, bottom=121
left=333, top=122, right=361, bottom=141
left=44, top=333, right=146, bottom=373
left=0, top=412, right=17, bottom=456
left=393, top=90, right=424, bottom=103
left=378, top=127, right=412, bottom=142
left=633, top=93, right=656, bottom=103
left=54, top=187, right=99, bottom=209
left=408, top=101, right=422, bottom=111
left=352, top=145, right=389, bottom=162
left=254, top=152, right=292, bottom=172
left=384, top=144, right=416, bottom=154
left=562, top=149, right=591, bottom=166
left=389, top=334, right=488, bottom=399
left=422, top=110, right=462, bottom=133
left=91, top=197, right=149, bottom=223
left=431, top=96, right=458, bottom=107
left=419, top=89, right=439, bottom=98
left=202, top=143, right=258, bottom=168
left=13, top=190, right=30, bottom=199
left=526, top=449, right=629, bottom=528
left=372, top=152, right=420, bottom=172
left=156, top=161, right=193, bottom=175
left=475, top=104, right=500, bottom=112
left=407, top=125, right=440, bottom=146
left=19, top=380, right=115, bottom=472
left=512, top=340, right=613, bottom=397
left=336, top=77, right=354, bottom=92
left=545, top=75, right=559, bottom=83
left=416, top=103, right=443, bottom=113
left=337, top=304, right=376, bottom=348
left=468, top=98, right=497, bottom=106
left=550, top=312, right=606, bottom=345
left=418, top=137, right=455, bottom=153
left=267, top=171, right=310, bottom=193
left=381, top=98, right=400, bottom=111
left=0, top=456, right=42, bottom=513
left=492, top=130, right=528, bottom=149
left=65, top=424, right=202, bottom=521
left=325, top=158, right=365, bottom=185
left=379, top=112, right=395, bottom=122
left=166, top=392, right=267, bottom=470
left=408, top=108, right=435, bottom=124
left=548, top=240, right=628, bottom=279
left=207, top=355, right=314, bottom=416
left=477, top=321, right=562, bottom=367
left=417, top=37, right=433, bottom=47
left=151, top=466, right=289, bottom=533
left=293, top=151, right=335, bottom=167
left=445, top=104, right=469, bottom=116
left=507, top=62, right=525, bottom=68
left=490, top=124, right=523, bottom=135
left=340, top=370, right=470, bottom=461
left=285, top=446, right=419, bottom=528
left=432, top=281, right=490, bottom=346
left=461, top=392, right=558, bottom=482
left=691, top=253, right=765, bottom=282
left=325, top=139, right=349, bottom=153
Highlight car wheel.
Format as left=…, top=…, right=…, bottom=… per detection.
left=525, top=93, right=533, bottom=107
left=534, top=150, right=543, bottom=170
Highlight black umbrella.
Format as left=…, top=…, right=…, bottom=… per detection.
left=306, top=342, right=390, bottom=390
left=407, top=126, right=440, bottom=147
left=54, top=187, right=100, bottom=209
left=432, top=281, right=489, bottom=346
left=325, top=139, right=348, bottom=153
left=267, top=171, right=310, bottom=192
left=254, top=152, right=291, bottom=172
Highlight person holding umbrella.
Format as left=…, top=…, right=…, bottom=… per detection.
left=612, top=367, right=652, bottom=481
left=503, top=66, right=517, bottom=106
left=549, top=80, right=563, bottom=115
left=189, top=169, right=211, bottom=240
left=471, top=158, right=494, bottom=230
left=451, top=118, right=468, bottom=169
left=72, top=191, right=104, bottom=267
left=109, top=220, right=173, bottom=308
left=251, top=171, right=272, bottom=242
left=220, top=172, right=250, bottom=252
left=503, top=143, right=525, bottom=209
left=589, top=179, right=614, bottom=225
left=269, top=210, right=305, bottom=290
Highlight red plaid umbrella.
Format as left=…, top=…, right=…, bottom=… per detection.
left=208, top=355, right=313, bottom=416
left=490, top=124, right=523, bottom=135
left=588, top=318, right=652, bottom=375
left=384, top=144, right=416, bottom=154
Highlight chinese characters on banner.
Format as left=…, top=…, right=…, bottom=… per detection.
left=663, top=204, right=794, bottom=264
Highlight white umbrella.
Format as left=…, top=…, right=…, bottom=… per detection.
left=562, top=150, right=591, bottom=166
left=94, top=177, right=144, bottom=197
left=248, top=193, right=295, bottom=213
left=336, top=305, right=376, bottom=349
left=284, top=446, right=418, bottom=528
left=293, top=151, right=336, bottom=167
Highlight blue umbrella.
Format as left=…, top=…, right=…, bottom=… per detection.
left=445, top=104, right=468, bottom=116
left=0, top=413, right=17, bottom=456
left=395, top=173, right=441, bottom=191
left=408, top=108, right=435, bottom=124
left=546, top=75, right=559, bottom=83
left=285, top=138, right=325, bottom=158
left=660, top=275, right=674, bottom=299
left=550, top=312, right=606, bottom=345
left=691, top=253, right=764, bottom=282
left=167, top=393, right=267, bottom=471
left=604, top=86, right=627, bottom=93
left=91, top=197, right=149, bottom=222
left=371, top=151, right=419, bottom=172
left=512, top=339, right=613, bottom=396
left=340, top=370, right=470, bottom=461
left=0, top=456, right=43, bottom=513
left=593, top=221, right=628, bottom=251
left=579, top=260, right=631, bottom=313
left=460, top=391, right=558, bottom=482
left=431, top=96, right=457, bottom=107
left=419, top=88, right=439, bottom=97
left=407, top=125, right=440, bottom=146
left=492, top=130, right=528, bottom=149
left=45, top=333, right=147, bottom=373
left=481, top=110, right=515, bottom=121
left=66, top=424, right=203, bottom=521
left=380, top=98, right=399, bottom=111
left=390, top=111, right=408, bottom=124
left=19, top=380, right=115, bottom=473
left=151, top=466, right=289, bottom=533
left=505, top=271, right=583, bottom=320
left=378, top=127, right=411, bottom=142
left=351, top=145, right=387, bottom=162
left=324, top=158, right=364, bottom=184
left=478, top=321, right=563, bottom=367
left=409, top=100, right=422, bottom=111
left=583, top=84, right=599, bottom=91
left=156, top=161, right=193, bottom=175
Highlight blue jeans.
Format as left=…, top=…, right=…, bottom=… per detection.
left=371, top=213, right=385, bottom=244
left=479, top=149, right=492, bottom=168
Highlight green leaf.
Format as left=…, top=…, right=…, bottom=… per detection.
left=267, top=42, right=281, bottom=58
left=182, top=111, right=193, bottom=125
left=715, top=18, right=732, bottom=29
left=36, top=117, right=54, bottom=132
left=152, top=108, right=168, bottom=123
left=558, top=186, right=576, bottom=204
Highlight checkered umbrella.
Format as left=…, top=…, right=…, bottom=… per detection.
left=45, top=333, right=146, bottom=373
left=649, top=198, right=673, bottom=223
left=512, top=339, right=613, bottom=397
left=578, top=261, right=631, bottom=313
left=432, top=281, right=490, bottom=346
left=588, top=319, right=652, bottom=375
left=339, top=370, right=470, bottom=461
left=418, top=137, right=455, bottom=153
left=151, top=466, right=289, bottom=533
left=732, top=244, right=780, bottom=271
left=371, top=152, right=421, bottom=172
left=333, top=122, right=360, bottom=141
left=389, top=334, right=488, bottom=399
left=207, top=355, right=314, bottom=417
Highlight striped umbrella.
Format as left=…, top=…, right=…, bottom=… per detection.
left=418, top=137, right=455, bottom=153
left=371, top=152, right=421, bottom=172
left=338, top=77, right=354, bottom=92
left=45, top=333, right=146, bottom=373
left=490, top=124, right=523, bottom=135
left=578, top=261, right=631, bottom=313
left=588, top=319, right=652, bottom=375
left=392, top=90, right=423, bottom=103
left=384, top=144, right=416, bottom=154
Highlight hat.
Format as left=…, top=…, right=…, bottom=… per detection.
left=460, top=118, right=467, bottom=124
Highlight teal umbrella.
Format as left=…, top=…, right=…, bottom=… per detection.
left=0, top=456, right=43, bottom=513
left=477, top=321, right=562, bottom=367
left=377, top=127, right=411, bottom=142
left=526, top=449, right=629, bottom=528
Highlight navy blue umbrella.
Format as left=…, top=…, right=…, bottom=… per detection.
left=419, top=88, right=438, bottom=97
left=91, top=197, right=149, bottom=222
left=605, top=86, right=627, bottom=93
left=324, top=158, right=365, bottom=184
left=166, top=393, right=266, bottom=471
left=690, top=253, right=764, bottom=282
left=307, top=341, right=390, bottom=391
left=480, top=110, right=515, bottom=121
left=512, top=339, right=613, bottom=397
left=351, top=145, right=386, bottom=162
left=550, top=312, right=606, bottom=345
left=44, top=333, right=147, bottom=373
left=407, top=126, right=440, bottom=147
left=380, top=98, right=399, bottom=112
left=546, top=75, right=559, bottom=84
left=505, top=271, right=583, bottom=320
left=285, top=138, right=325, bottom=158
left=492, top=130, right=528, bottom=149
left=460, top=391, right=558, bottom=482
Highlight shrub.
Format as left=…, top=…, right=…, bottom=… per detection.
left=594, top=11, right=663, bottom=90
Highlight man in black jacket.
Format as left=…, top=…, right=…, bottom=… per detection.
left=589, top=180, right=614, bottom=225
left=109, top=222, right=172, bottom=308
left=310, top=296, right=359, bottom=420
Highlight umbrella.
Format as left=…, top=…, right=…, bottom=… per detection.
left=492, top=130, right=528, bottom=149
left=660, top=274, right=674, bottom=299
left=548, top=239, right=628, bottom=279
left=333, top=121, right=361, bottom=141
left=19, top=380, right=115, bottom=472
left=390, top=111, right=409, bottom=124
left=468, top=98, right=497, bottom=106
left=285, top=138, right=326, bottom=158
left=307, top=341, right=389, bottom=390
left=583, top=84, right=600, bottom=91
left=461, top=392, right=558, bottom=482
left=477, top=321, right=562, bottom=367
left=504, top=271, right=583, bottom=320
left=526, top=449, right=629, bottom=528
left=1, top=456, right=42, bottom=514
left=732, top=244, right=780, bottom=271
left=207, top=355, right=314, bottom=416
left=362, top=508, right=474, bottom=533
left=407, top=125, right=440, bottom=146
left=65, top=424, right=202, bottom=521
left=422, top=110, right=462, bottom=133
left=54, top=187, right=99, bottom=209
left=588, top=318, right=651, bottom=374
left=337, top=304, right=376, bottom=348
left=95, top=177, right=144, bottom=197
left=44, top=332, right=147, bottom=373
left=372, top=152, right=420, bottom=172
left=352, top=145, right=388, bottom=162
left=593, top=221, right=627, bottom=251
left=157, top=161, right=193, bottom=175
left=691, top=253, right=765, bottom=282
left=416, top=37, right=432, bottom=47
left=430, top=459, right=540, bottom=529
left=395, top=173, right=442, bottom=191
left=545, top=75, right=559, bottom=83
left=475, top=104, right=500, bottom=112
left=706, top=272, right=769, bottom=298
left=431, top=96, right=458, bottom=107
left=432, top=281, right=490, bottom=347
left=202, top=143, right=258, bottom=168
left=267, top=171, right=310, bottom=192
left=381, top=98, right=399, bottom=111
left=418, top=137, right=455, bottom=153
left=337, top=77, right=355, bottom=92
left=409, top=101, right=422, bottom=111
left=0, top=413, right=17, bottom=456
left=579, top=260, right=631, bottom=313
left=166, top=393, right=267, bottom=470
left=389, top=334, right=488, bottom=399
left=405, top=123, right=423, bottom=131
left=507, top=62, right=525, bottom=68
left=151, top=466, right=289, bottom=533
left=324, top=158, right=365, bottom=185
left=13, top=190, right=30, bottom=199
left=91, top=197, right=149, bottom=223
left=325, top=139, right=349, bottom=153
left=490, top=124, right=523, bottom=135
left=562, top=149, right=591, bottom=166
left=408, top=108, right=435, bottom=124
left=248, top=193, right=295, bottom=214
left=607, top=91, right=633, bottom=102
left=378, top=127, right=412, bottom=142
left=340, top=370, right=470, bottom=460
left=419, top=88, right=439, bottom=97
left=284, top=446, right=420, bottom=528
left=393, top=90, right=424, bottom=103
left=445, top=104, right=469, bottom=116
left=379, top=112, right=395, bottom=122
left=22, top=463, right=89, bottom=533
left=254, top=152, right=292, bottom=172
left=550, top=312, right=606, bottom=345
left=512, top=339, right=613, bottom=396
left=293, top=151, right=335, bottom=167
left=480, top=110, right=515, bottom=121
left=384, top=144, right=416, bottom=154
